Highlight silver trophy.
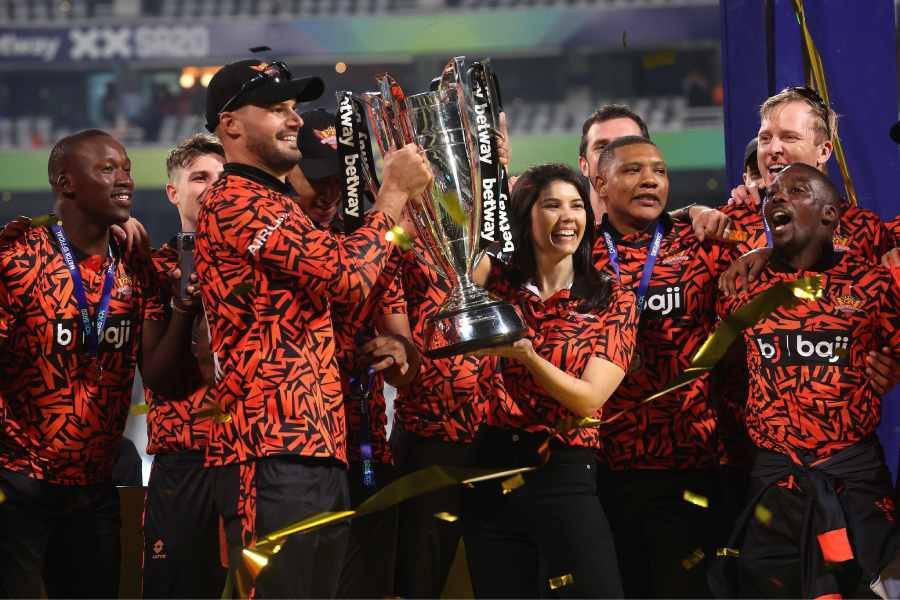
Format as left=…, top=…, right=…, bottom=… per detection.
left=342, top=57, right=524, bottom=358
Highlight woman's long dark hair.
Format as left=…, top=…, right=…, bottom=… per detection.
left=507, top=163, right=612, bottom=313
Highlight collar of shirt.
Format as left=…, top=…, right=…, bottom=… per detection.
left=223, top=163, right=296, bottom=197
left=598, top=211, right=674, bottom=248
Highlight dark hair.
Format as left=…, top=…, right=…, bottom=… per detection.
left=166, top=133, right=225, bottom=180
left=579, top=104, right=651, bottom=158
left=596, top=135, right=660, bottom=176
left=48, top=129, right=113, bottom=187
left=508, top=163, right=612, bottom=313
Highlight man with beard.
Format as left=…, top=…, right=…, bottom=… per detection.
left=713, top=164, right=899, bottom=599
left=139, top=133, right=226, bottom=598
left=0, top=130, right=163, bottom=597
left=196, top=58, right=431, bottom=598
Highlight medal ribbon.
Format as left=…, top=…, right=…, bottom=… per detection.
left=51, top=224, right=115, bottom=357
left=349, top=364, right=377, bottom=490
left=603, top=220, right=665, bottom=314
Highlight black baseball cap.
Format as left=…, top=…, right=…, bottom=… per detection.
left=743, top=137, right=758, bottom=169
left=890, top=121, right=900, bottom=144
left=205, top=59, right=324, bottom=132
left=298, top=109, right=339, bottom=181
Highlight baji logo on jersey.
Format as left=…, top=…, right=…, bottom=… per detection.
left=53, top=315, right=134, bottom=352
left=642, top=285, right=685, bottom=318
left=754, top=331, right=851, bottom=366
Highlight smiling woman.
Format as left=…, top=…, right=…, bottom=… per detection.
left=463, top=163, right=636, bottom=598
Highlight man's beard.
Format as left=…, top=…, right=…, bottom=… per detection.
left=247, top=131, right=299, bottom=175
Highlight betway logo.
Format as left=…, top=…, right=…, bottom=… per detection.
left=642, top=285, right=684, bottom=318
left=480, top=177, right=514, bottom=252
left=754, top=331, right=851, bottom=366
left=54, top=316, right=134, bottom=352
left=0, top=33, right=61, bottom=62
left=473, top=103, right=493, bottom=165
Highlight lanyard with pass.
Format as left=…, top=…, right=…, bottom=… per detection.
left=602, top=221, right=665, bottom=314
left=51, top=224, right=116, bottom=357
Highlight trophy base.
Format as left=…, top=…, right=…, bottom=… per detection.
left=424, top=299, right=526, bottom=359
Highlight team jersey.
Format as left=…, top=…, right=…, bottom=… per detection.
left=194, top=164, right=396, bottom=467
left=888, top=215, right=900, bottom=246
left=715, top=200, right=895, bottom=466
left=391, top=238, right=486, bottom=443
left=592, top=214, right=732, bottom=470
left=332, top=249, right=405, bottom=465
left=0, top=223, right=162, bottom=484
left=717, top=251, right=899, bottom=463
left=479, top=260, right=637, bottom=448
left=143, top=242, right=211, bottom=455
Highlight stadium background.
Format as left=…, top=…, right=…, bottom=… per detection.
left=0, top=0, right=897, bottom=484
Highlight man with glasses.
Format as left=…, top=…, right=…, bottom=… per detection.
left=196, top=58, right=432, bottom=598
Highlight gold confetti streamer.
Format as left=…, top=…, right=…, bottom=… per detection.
left=129, top=403, right=149, bottom=416
left=237, top=465, right=536, bottom=596
left=0, top=488, right=6, bottom=504
left=681, top=548, right=706, bottom=571
left=716, top=547, right=740, bottom=558
left=196, top=405, right=232, bottom=424
left=30, top=214, right=61, bottom=228
left=501, top=473, right=526, bottom=495
left=434, top=512, right=459, bottom=523
left=385, top=225, right=413, bottom=251
left=557, top=276, right=824, bottom=431
left=548, top=573, right=574, bottom=590
left=437, top=191, right=469, bottom=228
left=682, top=489, right=709, bottom=509
left=791, top=0, right=857, bottom=206
left=755, top=504, right=773, bottom=526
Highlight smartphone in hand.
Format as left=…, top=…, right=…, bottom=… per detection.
left=176, top=232, right=195, bottom=301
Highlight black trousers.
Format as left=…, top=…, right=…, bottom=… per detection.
left=463, top=427, right=623, bottom=598
left=391, top=426, right=475, bottom=598
left=142, top=452, right=227, bottom=598
left=336, top=461, right=398, bottom=599
left=214, top=455, right=350, bottom=599
left=737, top=471, right=897, bottom=598
left=597, top=468, right=720, bottom=598
left=0, top=467, right=120, bottom=599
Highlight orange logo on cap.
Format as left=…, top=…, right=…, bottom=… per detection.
left=314, top=126, right=337, bottom=150
left=249, top=63, right=269, bottom=72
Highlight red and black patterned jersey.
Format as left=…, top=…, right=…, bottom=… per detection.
left=716, top=251, right=899, bottom=463
left=332, top=250, right=405, bottom=465
left=143, top=242, right=211, bottom=455
left=0, top=224, right=163, bottom=484
left=194, top=164, right=396, bottom=467
left=887, top=216, right=900, bottom=247
left=721, top=201, right=893, bottom=263
left=392, top=238, right=486, bottom=443
left=479, top=261, right=637, bottom=448
left=714, top=201, right=895, bottom=466
left=592, top=214, right=732, bottom=470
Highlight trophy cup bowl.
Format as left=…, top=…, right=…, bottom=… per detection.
left=403, top=88, right=525, bottom=359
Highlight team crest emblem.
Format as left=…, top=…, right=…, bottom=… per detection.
left=662, top=250, right=689, bottom=265
left=832, top=293, right=864, bottom=314
left=315, top=126, right=338, bottom=150
left=832, top=234, right=850, bottom=252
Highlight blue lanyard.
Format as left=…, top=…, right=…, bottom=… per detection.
left=602, top=221, right=665, bottom=315
left=51, top=224, right=116, bottom=357
left=760, top=190, right=773, bottom=247
left=349, top=366, right=377, bottom=490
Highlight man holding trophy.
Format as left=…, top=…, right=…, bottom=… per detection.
left=197, top=57, right=432, bottom=598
